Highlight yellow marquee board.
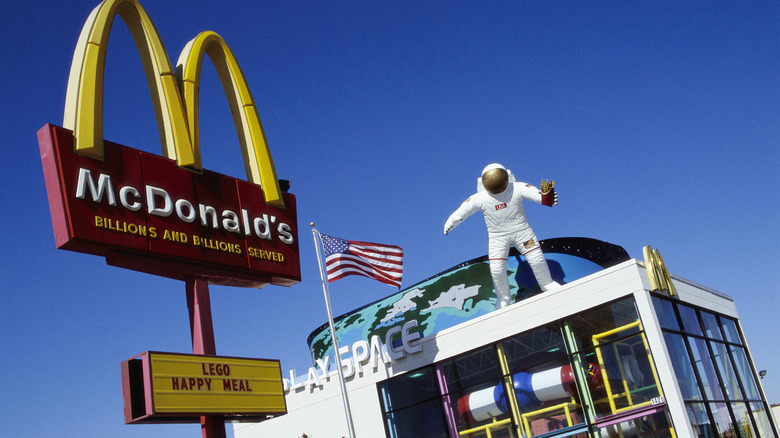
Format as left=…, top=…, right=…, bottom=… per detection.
left=122, top=351, right=286, bottom=423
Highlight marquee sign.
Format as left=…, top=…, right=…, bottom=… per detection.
left=39, top=0, right=300, bottom=287
left=121, top=351, right=286, bottom=423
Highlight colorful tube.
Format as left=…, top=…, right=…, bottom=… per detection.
left=457, top=384, right=506, bottom=422
left=514, top=365, right=575, bottom=410
left=457, top=364, right=583, bottom=422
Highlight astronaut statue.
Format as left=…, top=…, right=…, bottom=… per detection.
left=444, top=163, right=561, bottom=309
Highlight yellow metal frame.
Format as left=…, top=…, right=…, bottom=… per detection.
left=521, top=401, right=578, bottom=436
left=496, top=343, right=523, bottom=437
left=458, top=417, right=512, bottom=438
left=592, top=320, right=663, bottom=415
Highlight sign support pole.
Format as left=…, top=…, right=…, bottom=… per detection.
left=186, top=277, right=227, bottom=438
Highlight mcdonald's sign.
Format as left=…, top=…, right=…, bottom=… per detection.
left=38, top=0, right=300, bottom=288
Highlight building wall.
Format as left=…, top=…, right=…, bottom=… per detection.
left=235, top=373, right=387, bottom=437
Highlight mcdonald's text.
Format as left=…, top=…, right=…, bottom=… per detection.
left=76, top=167, right=295, bottom=243
left=39, top=124, right=301, bottom=287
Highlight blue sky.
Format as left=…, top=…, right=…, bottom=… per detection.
left=1, top=1, right=778, bottom=436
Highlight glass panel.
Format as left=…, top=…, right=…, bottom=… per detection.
left=441, top=346, right=501, bottom=393
left=652, top=295, right=681, bottom=331
left=730, top=402, right=756, bottom=438
left=385, top=398, right=449, bottom=438
left=380, top=366, right=439, bottom=412
left=709, top=401, right=736, bottom=438
left=589, top=333, right=661, bottom=417
left=701, top=311, right=724, bottom=341
left=502, top=324, right=567, bottom=373
left=687, top=337, right=724, bottom=400
left=440, top=347, right=513, bottom=436
left=730, top=346, right=761, bottom=400
left=711, top=341, right=742, bottom=400
left=663, top=332, right=703, bottom=400
left=501, top=327, right=591, bottom=435
left=686, top=402, right=717, bottom=437
left=678, top=304, right=704, bottom=336
left=585, top=360, right=611, bottom=418
left=568, top=350, right=606, bottom=410
left=567, top=298, right=640, bottom=351
left=749, top=401, right=776, bottom=438
left=720, top=317, right=741, bottom=344
left=594, top=410, right=674, bottom=437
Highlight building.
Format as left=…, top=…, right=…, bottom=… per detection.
left=234, top=238, right=777, bottom=438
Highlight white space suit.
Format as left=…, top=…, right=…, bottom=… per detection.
left=444, top=163, right=561, bottom=309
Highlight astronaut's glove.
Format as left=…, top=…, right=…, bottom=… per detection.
left=541, top=179, right=557, bottom=207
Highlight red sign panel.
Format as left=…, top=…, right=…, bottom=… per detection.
left=39, top=124, right=300, bottom=287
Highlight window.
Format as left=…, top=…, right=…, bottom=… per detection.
left=688, top=336, right=724, bottom=401
left=501, top=324, right=589, bottom=437
left=721, top=317, right=740, bottom=344
left=566, top=298, right=641, bottom=352
left=652, top=295, right=778, bottom=437
left=379, top=366, right=449, bottom=438
left=652, top=296, right=681, bottom=332
left=441, top=346, right=514, bottom=437
left=568, top=298, right=663, bottom=419
left=677, top=304, right=704, bottom=336
left=749, top=401, right=776, bottom=437
left=594, top=410, right=674, bottom=437
left=730, top=346, right=760, bottom=400
left=686, top=402, right=717, bottom=437
left=701, top=311, right=723, bottom=341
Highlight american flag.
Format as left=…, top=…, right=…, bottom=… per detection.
left=320, top=234, right=403, bottom=289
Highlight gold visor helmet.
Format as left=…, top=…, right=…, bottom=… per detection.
left=481, top=163, right=509, bottom=194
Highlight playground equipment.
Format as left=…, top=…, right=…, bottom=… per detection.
left=457, top=363, right=600, bottom=423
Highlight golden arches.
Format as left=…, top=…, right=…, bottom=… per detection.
left=176, top=31, right=283, bottom=207
left=63, top=0, right=193, bottom=165
left=643, top=246, right=677, bottom=296
left=62, top=0, right=284, bottom=207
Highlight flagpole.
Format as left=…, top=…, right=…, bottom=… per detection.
left=311, top=223, right=357, bottom=438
